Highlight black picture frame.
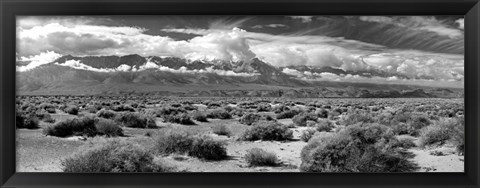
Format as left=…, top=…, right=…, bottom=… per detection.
left=1, top=0, right=479, bottom=187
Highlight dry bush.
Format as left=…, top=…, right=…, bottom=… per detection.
left=188, top=135, right=227, bottom=160
left=96, top=109, right=117, bottom=119
left=244, top=148, right=278, bottom=166
left=240, top=121, right=293, bottom=141
left=191, top=111, right=208, bottom=122
left=114, top=112, right=157, bottom=128
left=300, top=128, right=317, bottom=142
left=212, top=124, right=231, bottom=136
left=162, top=113, right=196, bottom=125
left=154, top=131, right=227, bottom=160
left=62, top=139, right=173, bottom=172
left=43, top=116, right=97, bottom=137
left=95, top=118, right=124, bottom=137
left=207, top=108, right=232, bottom=119
left=292, top=113, right=318, bottom=127
left=300, top=123, right=418, bottom=172
left=63, top=105, right=79, bottom=115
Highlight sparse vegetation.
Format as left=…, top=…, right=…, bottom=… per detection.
left=240, top=121, right=293, bottom=141
left=244, top=148, right=278, bottom=166
left=62, top=139, right=173, bottom=172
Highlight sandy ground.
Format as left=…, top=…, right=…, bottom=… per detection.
left=16, top=113, right=464, bottom=173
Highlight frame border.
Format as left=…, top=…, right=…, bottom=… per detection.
left=1, top=0, right=479, bottom=188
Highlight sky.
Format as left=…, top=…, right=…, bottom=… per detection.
left=16, top=15, right=464, bottom=88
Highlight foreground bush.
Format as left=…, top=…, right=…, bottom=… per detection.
left=240, top=121, right=293, bottom=141
left=114, top=112, right=157, bottom=128
left=62, top=140, right=173, bottom=172
left=43, top=116, right=97, bottom=137
left=292, top=113, right=318, bottom=127
left=189, top=135, right=227, bottom=160
left=212, top=124, right=231, bottom=136
left=63, top=105, right=79, bottom=115
left=244, top=148, right=278, bottom=166
left=191, top=111, right=208, bottom=122
left=154, top=131, right=227, bottom=160
left=95, top=118, right=124, bottom=137
left=162, top=113, right=196, bottom=125
left=300, top=123, right=417, bottom=172
left=96, top=109, right=117, bottom=119
left=300, top=128, right=317, bottom=142
left=418, top=118, right=462, bottom=148
left=16, top=112, right=40, bottom=129
left=207, top=109, right=232, bottom=119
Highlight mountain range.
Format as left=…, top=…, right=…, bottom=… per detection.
left=16, top=54, right=463, bottom=98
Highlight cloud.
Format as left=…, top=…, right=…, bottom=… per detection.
left=288, top=16, right=314, bottom=23
left=16, top=51, right=62, bottom=71
left=251, top=24, right=289, bottom=29
left=456, top=18, right=464, bottom=29
left=359, top=16, right=463, bottom=39
left=55, top=58, right=259, bottom=77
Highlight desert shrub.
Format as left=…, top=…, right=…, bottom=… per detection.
left=17, top=113, right=40, bottom=129
left=300, top=123, right=417, bottom=172
left=155, top=131, right=195, bottom=154
left=419, top=118, right=461, bottom=148
left=207, top=108, right=232, bottom=119
left=111, top=104, right=135, bottom=112
left=451, top=117, right=465, bottom=155
left=63, top=105, right=79, bottom=115
left=114, top=112, right=156, bottom=128
left=162, top=113, right=195, bottom=125
left=191, top=111, right=208, bottom=122
left=256, top=103, right=272, bottom=112
left=276, top=109, right=300, bottom=119
left=244, top=148, right=278, bottom=166
left=239, top=113, right=262, bottom=125
left=188, top=135, right=227, bottom=160
left=393, top=136, right=417, bottom=149
left=39, top=103, right=56, bottom=113
left=154, top=132, right=227, bottom=160
left=96, top=109, right=117, bottom=119
left=62, top=139, right=173, bottom=172
left=314, top=119, right=335, bottom=132
left=212, top=124, right=231, bottom=136
left=240, top=121, right=293, bottom=141
left=43, top=115, right=56, bottom=123
left=342, top=111, right=374, bottom=126
left=95, top=118, right=124, bottom=137
left=292, top=113, right=318, bottom=127
left=155, top=107, right=186, bottom=117
left=300, top=128, right=317, bottom=142
left=43, top=116, right=97, bottom=137
left=315, top=108, right=329, bottom=118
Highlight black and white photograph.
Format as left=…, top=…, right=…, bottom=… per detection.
left=15, top=15, right=465, bottom=173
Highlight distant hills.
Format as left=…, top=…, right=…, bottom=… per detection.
left=16, top=54, right=463, bottom=98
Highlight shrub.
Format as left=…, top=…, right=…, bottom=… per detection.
left=212, top=124, right=231, bottom=136
left=240, top=121, right=293, bottom=141
left=300, top=128, right=317, bottom=142
left=96, top=109, right=117, bottom=119
left=239, top=113, right=262, bottom=125
left=292, top=113, right=318, bottom=127
left=314, top=119, right=334, bottom=132
left=244, top=148, right=278, bottom=166
left=418, top=118, right=460, bottom=148
left=207, top=109, right=232, bottom=119
left=300, top=123, right=417, bottom=172
left=342, top=112, right=374, bottom=126
left=315, top=108, right=329, bottom=118
left=62, top=139, right=173, bottom=172
left=191, top=111, right=208, bottom=122
left=276, top=109, right=300, bottom=119
left=16, top=113, right=40, bottom=129
left=188, top=135, right=227, bottom=160
left=111, top=104, right=136, bottom=112
left=155, top=131, right=195, bottom=154
left=115, top=112, right=157, bottom=128
left=162, top=113, right=196, bottom=125
left=39, top=103, right=56, bottom=113
left=95, top=118, right=124, bottom=137
left=392, top=136, right=417, bottom=149
left=256, top=103, right=272, bottom=112
left=154, top=132, right=227, bottom=160
left=43, top=116, right=97, bottom=137
left=64, top=105, right=79, bottom=115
